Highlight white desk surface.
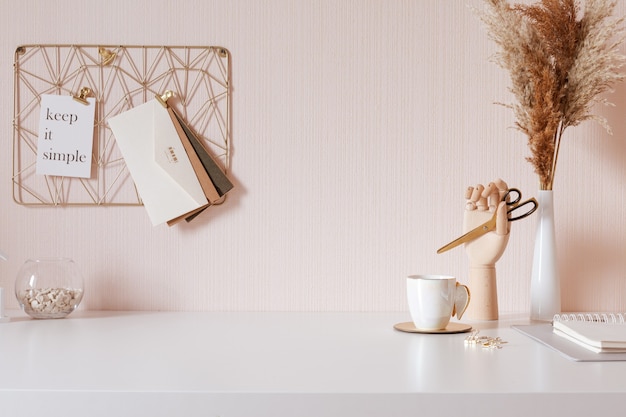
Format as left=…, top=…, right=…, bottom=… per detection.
left=1, top=310, right=625, bottom=417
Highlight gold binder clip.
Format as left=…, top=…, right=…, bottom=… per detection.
left=156, top=90, right=175, bottom=108
left=98, top=47, right=116, bottom=65
left=73, top=87, right=93, bottom=105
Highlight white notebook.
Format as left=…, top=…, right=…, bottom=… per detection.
left=552, top=320, right=626, bottom=353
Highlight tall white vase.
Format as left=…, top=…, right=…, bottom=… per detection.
left=530, top=190, right=561, bottom=321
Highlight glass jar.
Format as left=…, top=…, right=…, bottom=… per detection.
left=15, top=258, right=84, bottom=319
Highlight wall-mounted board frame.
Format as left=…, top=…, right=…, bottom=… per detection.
left=13, top=44, right=231, bottom=206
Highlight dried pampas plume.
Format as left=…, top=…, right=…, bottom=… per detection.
left=478, top=0, right=625, bottom=190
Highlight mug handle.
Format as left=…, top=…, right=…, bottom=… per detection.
left=453, top=283, right=471, bottom=320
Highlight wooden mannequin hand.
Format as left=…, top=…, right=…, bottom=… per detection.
left=463, top=179, right=510, bottom=266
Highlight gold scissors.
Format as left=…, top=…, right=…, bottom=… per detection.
left=436, top=188, right=538, bottom=254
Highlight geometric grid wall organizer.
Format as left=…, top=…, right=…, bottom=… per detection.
left=13, top=45, right=231, bottom=206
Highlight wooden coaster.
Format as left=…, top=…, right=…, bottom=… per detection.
left=393, top=321, right=472, bottom=334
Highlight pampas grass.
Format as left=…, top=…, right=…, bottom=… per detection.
left=478, top=0, right=625, bottom=190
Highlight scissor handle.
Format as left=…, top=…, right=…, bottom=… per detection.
left=507, top=197, right=538, bottom=222
left=503, top=188, right=522, bottom=206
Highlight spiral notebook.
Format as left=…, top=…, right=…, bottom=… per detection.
left=513, top=312, right=626, bottom=361
left=552, top=320, right=626, bottom=353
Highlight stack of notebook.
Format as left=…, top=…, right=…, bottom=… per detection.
left=552, top=313, right=626, bottom=354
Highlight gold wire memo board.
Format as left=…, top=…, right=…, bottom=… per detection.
left=13, top=44, right=231, bottom=206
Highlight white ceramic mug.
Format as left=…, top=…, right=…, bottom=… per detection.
left=406, top=274, right=471, bottom=330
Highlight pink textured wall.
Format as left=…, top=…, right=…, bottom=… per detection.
left=0, top=0, right=625, bottom=314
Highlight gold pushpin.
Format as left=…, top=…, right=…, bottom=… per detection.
left=73, top=87, right=93, bottom=105
left=156, top=90, right=175, bottom=108
left=98, top=47, right=116, bottom=65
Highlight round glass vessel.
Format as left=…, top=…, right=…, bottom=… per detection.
left=15, top=258, right=84, bottom=319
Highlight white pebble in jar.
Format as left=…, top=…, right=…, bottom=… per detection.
left=18, top=288, right=83, bottom=318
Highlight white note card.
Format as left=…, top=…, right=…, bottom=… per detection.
left=36, top=94, right=96, bottom=178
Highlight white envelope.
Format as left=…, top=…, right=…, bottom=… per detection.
left=108, top=99, right=208, bottom=225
